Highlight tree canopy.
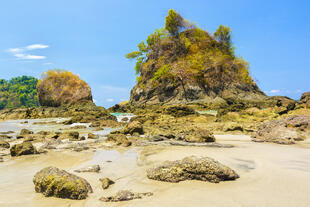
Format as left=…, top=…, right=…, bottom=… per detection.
left=0, top=76, right=39, bottom=110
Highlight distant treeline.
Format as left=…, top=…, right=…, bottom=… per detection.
left=0, top=76, right=39, bottom=109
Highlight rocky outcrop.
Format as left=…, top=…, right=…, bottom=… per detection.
left=10, top=141, right=38, bottom=156
left=298, top=92, right=310, bottom=108
left=147, top=156, right=239, bottom=183
left=164, top=105, right=196, bottom=117
left=33, top=166, right=93, bottom=200
left=100, top=190, right=153, bottom=202
left=252, top=115, right=310, bottom=144
left=106, top=134, right=132, bottom=147
left=37, top=70, right=93, bottom=107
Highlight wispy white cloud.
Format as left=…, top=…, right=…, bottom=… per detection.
left=106, top=98, right=114, bottom=102
left=269, top=89, right=280, bottom=94
left=6, top=44, right=49, bottom=60
left=14, top=53, right=46, bottom=60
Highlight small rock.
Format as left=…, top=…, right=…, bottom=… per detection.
left=148, top=135, right=166, bottom=142
left=185, top=129, right=215, bottom=143
left=88, top=133, right=98, bottom=139
left=122, top=121, right=144, bottom=135
left=99, top=178, right=115, bottom=189
left=33, top=166, right=93, bottom=200
left=99, top=190, right=153, bottom=202
left=75, top=165, right=100, bottom=173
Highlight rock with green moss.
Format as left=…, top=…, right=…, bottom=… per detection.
left=33, top=166, right=93, bottom=200
left=106, top=134, right=132, bottom=147
left=122, top=121, right=143, bottom=135
left=164, top=105, right=196, bottom=117
left=184, top=129, right=215, bottom=143
left=147, top=156, right=239, bottom=183
left=10, top=141, right=38, bottom=156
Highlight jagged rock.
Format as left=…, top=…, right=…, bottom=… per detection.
left=10, top=141, right=38, bottom=156
left=147, top=156, right=239, bottom=183
left=0, top=140, right=10, bottom=149
left=99, top=190, right=153, bottom=202
left=298, top=92, right=310, bottom=108
left=106, top=134, right=132, bottom=147
left=74, top=165, right=100, bottom=173
left=252, top=115, right=310, bottom=144
left=164, top=105, right=196, bottom=117
left=33, top=166, right=93, bottom=200
left=99, top=178, right=115, bottom=189
left=184, top=129, right=215, bottom=143
left=37, top=70, right=93, bottom=107
left=20, top=129, right=33, bottom=135
left=122, top=121, right=143, bottom=135
left=88, top=133, right=98, bottom=139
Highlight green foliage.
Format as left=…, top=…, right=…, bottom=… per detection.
left=165, top=9, right=185, bottom=37
left=153, top=65, right=172, bottom=80
left=126, top=9, right=253, bottom=89
left=0, top=76, right=39, bottom=110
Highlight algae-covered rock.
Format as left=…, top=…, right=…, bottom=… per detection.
left=184, top=129, right=215, bottom=143
left=33, top=166, right=93, bottom=200
left=99, top=177, right=115, bottom=189
left=122, top=121, right=143, bottom=135
left=106, top=134, right=132, bottom=147
left=0, top=140, right=10, bottom=149
left=88, top=133, right=98, bottom=139
left=10, top=141, right=38, bottom=156
left=147, top=156, right=239, bottom=183
left=164, top=105, right=196, bottom=117
left=99, top=190, right=153, bottom=202
left=298, top=92, right=310, bottom=108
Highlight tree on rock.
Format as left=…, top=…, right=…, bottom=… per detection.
left=37, top=70, right=93, bottom=107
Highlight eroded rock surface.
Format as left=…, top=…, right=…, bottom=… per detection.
left=99, top=190, right=153, bottom=202
left=252, top=115, right=310, bottom=144
left=33, top=166, right=93, bottom=200
left=75, top=165, right=100, bottom=173
left=147, top=156, right=239, bottom=183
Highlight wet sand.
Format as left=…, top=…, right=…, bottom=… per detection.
left=1, top=134, right=310, bottom=206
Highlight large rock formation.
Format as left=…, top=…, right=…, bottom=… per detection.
left=298, top=92, right=310, bottom=108
left=127, top=10, right=267, bottom=107
left=33, top=166, right=93, bottom=200
left=252, top=115, right=310, bottom=144
left=37, top=70, right=92, bottom=107
left=147, top=156, right=239, bottom=183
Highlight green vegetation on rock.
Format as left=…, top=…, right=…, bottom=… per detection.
left=0, top=76, right=39, bottom=110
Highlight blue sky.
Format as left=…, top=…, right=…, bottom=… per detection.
left=0, top=0, right=309, bottom=107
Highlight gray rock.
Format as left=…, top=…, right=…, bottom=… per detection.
left=33, top=166, right=93, bottom=200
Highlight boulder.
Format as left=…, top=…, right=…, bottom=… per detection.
left=10, top=141, right=38, bottom=156
left=147, top=156, right=239, bottom=183
left=0, top=140, right=10, bottom=149
left=68, top=131, right=85, bottom=141
left=99, top=177, right=115, bottom=189
left=106, top=134, right=132, bottom=147
left=122, top=121, right=143, bottom=135
left=33, top=166, right=93, bottom=200
left=184, top=129, right=215, bottom=143
left=252, top=115, right=310, bottom=144
left=74, top=165, right=100, bottom=173
left=99, top=190, right=153, bottom=202
left=37, top=70, right=93, bottom=107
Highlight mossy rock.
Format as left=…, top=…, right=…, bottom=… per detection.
left=33, top=166, right=93, bottom=200
left=10, top=141, right=38, bottom=156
